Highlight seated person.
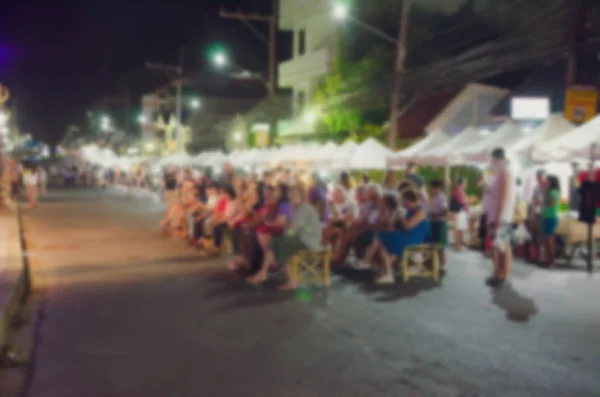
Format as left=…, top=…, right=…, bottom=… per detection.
left=306, top=173, right=330, bottom=224
left=161, top=196, right=188, bottom=239
left=189, top=183, right=219, bottom=246
left=252, top=184, right=291, bottom=271
left=247, top=185, right=322, bottom=290
left=370, top=190, right=429, bottom=285
left=332, top=185, right=380, bottom=267
left=228, top=178, right=263, bottom=271
left=428, top=179, right=449, bottom=267
left=203, top=185, right=233, bottom=254
left=323, top=186, right=359, bottom=247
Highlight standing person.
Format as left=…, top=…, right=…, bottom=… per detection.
left=23, top=165, right=39, bottom=208
left=450, top=177, right=469, bottom=250
left=486, top=148, right=517, bottom=287
left=428, top=180, right=449, bottom=268
left=541, top=175, right=561, bottom=268
left=527, top=169, right=546, bottom=262
left=381, top=170, right=397, bottom=195
left=8, top=159, right=22, bottom=200
left=38, top=166, right=48, bottom=196
left=221, top=162, right=235, bottom=185
left=404, top=161, right=427, bottom=201
left=478, top=167, right=494, bottom=255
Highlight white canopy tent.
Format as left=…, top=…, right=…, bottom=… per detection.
left=349, top=137, right=393, bottom=170
left=533, top=114, right=600, bottom=162
left=386, top=130, right=452, bottom=169
left=507, top=114, right=574, bottom=159
left=462, top=120, right=524, bottom=164
left=414, top=126, right=486, bottom=166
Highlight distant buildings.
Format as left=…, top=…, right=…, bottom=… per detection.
left=277, top=0, right=336, bottom=139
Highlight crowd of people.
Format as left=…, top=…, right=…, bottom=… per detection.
left=7, top=159, right=47, bottom=208
left=150, top=146, right=566, bottom=290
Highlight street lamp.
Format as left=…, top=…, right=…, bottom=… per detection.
left=144, top=142, right=156, bottom=152
left=304, top=111, right=318, bottom=125
left=332, top=3, right=399, bottom=46
left=333, top=3, right=349, bottom=20
left=100, top=115, right=111, bottom=132
left=189, top=98, right=201, bottom=109
left=213, top=52, right=227, bottom=67
left=232, top=131, right=243, bottom=142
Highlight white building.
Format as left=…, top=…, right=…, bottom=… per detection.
left=278, top=0, right=336, bottom=138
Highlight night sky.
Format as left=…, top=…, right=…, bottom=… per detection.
left=0, top=0, right=275, bottom=144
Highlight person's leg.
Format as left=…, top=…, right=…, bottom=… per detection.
left=487, top=224, right=511, bottom=286
left=213, top=223, right=225, bottom=248
left=375, top=248, right=395, bottom=284
left=248, top=235, right=287, bottom=283
left=278, top=237, right=307, bottom=290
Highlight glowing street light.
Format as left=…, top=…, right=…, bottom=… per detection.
left=213, top=52, right=227, bottom=67
left=304, top=111, right=318, bottom=125
left=232, top=131, right=243, bottom=142
left=100, top=115, right=111, bottom=131
left=144, top=142, right=156, bottom=152
left=189, top=98, right=201, bottom=109
left=333, top=3, right=349, bottom=20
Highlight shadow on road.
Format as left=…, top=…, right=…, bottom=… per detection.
left=491, top=284, right=538, bottom=323
left=333, top=268, right=443, bottom=302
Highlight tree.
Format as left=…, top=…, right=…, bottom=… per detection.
left=313, top=0, right=553, bottom=142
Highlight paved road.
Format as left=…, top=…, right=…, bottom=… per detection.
left=12, top=189, right=600, bottom=397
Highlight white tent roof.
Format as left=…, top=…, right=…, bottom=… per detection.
left=462, top=120, right=523, bottom=163
left=387, top=130, right=452, bottom=168
left=349, top=138, right=393, bottom=170
left=415, top=126, right=485, bottom=166
left=534, top=114, right=600, bottom=162
left=507, top=114, right=574, bottom=158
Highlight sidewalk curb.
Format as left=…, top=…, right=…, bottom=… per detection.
left=0, top=208, right=45, bottom=397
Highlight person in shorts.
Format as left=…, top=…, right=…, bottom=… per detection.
left=486, top=148, right=517, bottom=288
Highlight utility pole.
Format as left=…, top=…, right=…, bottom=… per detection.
left=387, top=0, right=412, bottom=149
left=566, top=0, right=585, bottom=85
left=219, top=7, right=278, bottom=145
left=146, top=47, right=185, bottom=152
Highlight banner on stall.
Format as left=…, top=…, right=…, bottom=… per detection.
left=565, top=86, right=597, bottom=125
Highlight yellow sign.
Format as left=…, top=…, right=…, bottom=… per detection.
left=255, top=130, right=269, bottom=147
left=565, top=86, right=597, bottom=125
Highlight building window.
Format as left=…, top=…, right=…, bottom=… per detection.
left=298, top=29, right=306, bottom=56
left=297, top=90, right=305, bottom=114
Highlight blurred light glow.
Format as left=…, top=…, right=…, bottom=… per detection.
left=333, top=4, right=349, bottom=20
left=0, top=111, right=7, bottom=125
left=190, top=98, right=201, bottom=109
left=233, top=131, right=243, bottom=142
left=137, top=115, right=147, bottom=124
left=511, top=97, right=550, bottom=120
left=304, top=111, right=318, bottom=124
left=214, top=53, right=227, bottom=67
left=144, top=142, right=156, bottom=152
